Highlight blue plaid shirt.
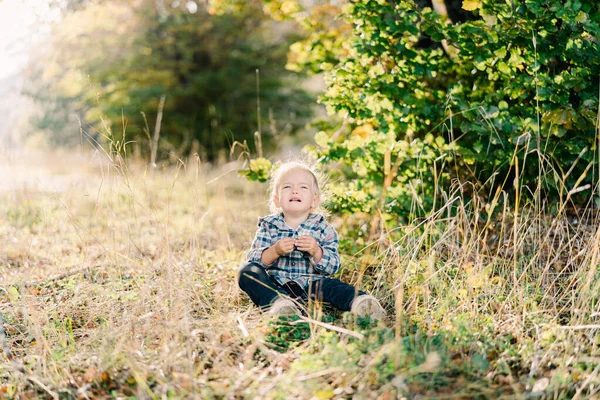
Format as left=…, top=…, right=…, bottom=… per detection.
left=246, top=213, right=341, bottom=289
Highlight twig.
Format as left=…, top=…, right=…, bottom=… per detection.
left=574, top=357, right=600, bottom=364
left=289, top=316, right=365, bottom=340
left=297, top=366, right=344, bottom=382
left=27, top=376, right=59, bottom=400
left=237, top=316, right=249, bottom=338
left=573, top=362, right=600, bottom=400
left=150, top=94, right=166, bottom=167
left=0, top=313, right=11, bottom=360
left=2, top=264, right=107, bottom=288
left=255, top=69, right=262, bottom=158
left=556, top=324, right=600, bottom=330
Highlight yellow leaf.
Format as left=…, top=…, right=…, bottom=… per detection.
left=314, top=389, right=334, bottom=400
left=462, top=0, right=480, bottom=11
left=314, top=131, right=330, bottom=148
left=351, top=123, right=374, bottom=139
left=7, top=287, right=19, bottom=303
left=280, top=0, right=300, bottom=15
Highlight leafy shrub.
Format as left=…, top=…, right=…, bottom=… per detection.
left=257, top=0, right=600, bottom=227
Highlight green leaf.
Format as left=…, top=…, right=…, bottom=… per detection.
left=494, top=48, right=507, bottom=59
left=497, top=62, right=511, bottom=74
left=485, top=106, right=499, bottom=118
left=548, top=125, right=567, bottom=138
left=575, top=11, right=587, bottom=24
left=481, top=12, right=497, bottom=26
left=471, top=353, right=489, bottom=372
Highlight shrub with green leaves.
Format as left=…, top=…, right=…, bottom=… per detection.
left=260, top=0, right=600, bottom=225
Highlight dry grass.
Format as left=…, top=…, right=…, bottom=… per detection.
left=0, top=150, right=271, bottom=398
left=1, top=149, right=599, bottom=399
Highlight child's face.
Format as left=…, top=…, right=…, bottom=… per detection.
left=273, top=168, right=319, bottom=217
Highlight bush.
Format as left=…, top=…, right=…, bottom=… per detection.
left=258, top=0, right=600, bottom=227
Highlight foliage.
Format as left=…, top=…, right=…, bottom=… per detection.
left=238, top=157, right=273, bottom=182
left=255, top=0, right=600, bottom=227
left=265, top=315, right=311, bottom=351
left=24, top=0, right=313, bottom=161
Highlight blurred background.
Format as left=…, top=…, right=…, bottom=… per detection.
left=0, top=0, right=322, bottom=163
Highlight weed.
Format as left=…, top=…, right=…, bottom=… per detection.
left=5, top=202, right=42, bottom=230
left=265, top=315, right=311, bottom=352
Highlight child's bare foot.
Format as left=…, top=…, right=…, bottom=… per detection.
left=268, top=298, right=300, bottom=316
left=351, top=295, right=386, bottom=320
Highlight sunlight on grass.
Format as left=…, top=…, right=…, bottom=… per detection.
left=0, top=150, right=599, bottom=398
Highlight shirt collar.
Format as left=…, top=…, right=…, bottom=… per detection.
left=260, top=213, right=323, bottom=230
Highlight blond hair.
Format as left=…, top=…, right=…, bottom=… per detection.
left=268, top=161, right=326, bottom=215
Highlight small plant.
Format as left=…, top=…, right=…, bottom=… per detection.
left=265, top=315, right=311, bottom=351
left=5, top=202, right=43, bottom=230
left=237, top=157, right=273, bottom=183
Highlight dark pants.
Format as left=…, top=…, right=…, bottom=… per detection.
left=237, top=262, right=366, bottom=311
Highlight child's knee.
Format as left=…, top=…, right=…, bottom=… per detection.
left=237, top=262, right=262, bottom=287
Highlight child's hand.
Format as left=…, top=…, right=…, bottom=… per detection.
left=274, top=238, right=295, bottom=256
left=295, top=236, right=321, bottom=258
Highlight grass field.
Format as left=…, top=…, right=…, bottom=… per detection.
left=1, top=149, right=599, bottom=399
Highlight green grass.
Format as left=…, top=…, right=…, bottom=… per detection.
left=0, top=151, right=598, bottom=399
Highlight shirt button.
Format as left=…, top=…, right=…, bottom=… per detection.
left=292, top=262, right=296, bottom=266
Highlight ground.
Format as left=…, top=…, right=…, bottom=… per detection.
left=0, top=149, right=598, bottom=399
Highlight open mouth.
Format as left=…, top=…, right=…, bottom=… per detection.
left=289, top=198, right=301, bottom=202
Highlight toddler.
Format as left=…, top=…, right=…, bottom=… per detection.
left=238, top=161, right=386, bottom=320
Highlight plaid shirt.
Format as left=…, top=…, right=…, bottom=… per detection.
left=246, top=213, right=341, bottom=289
